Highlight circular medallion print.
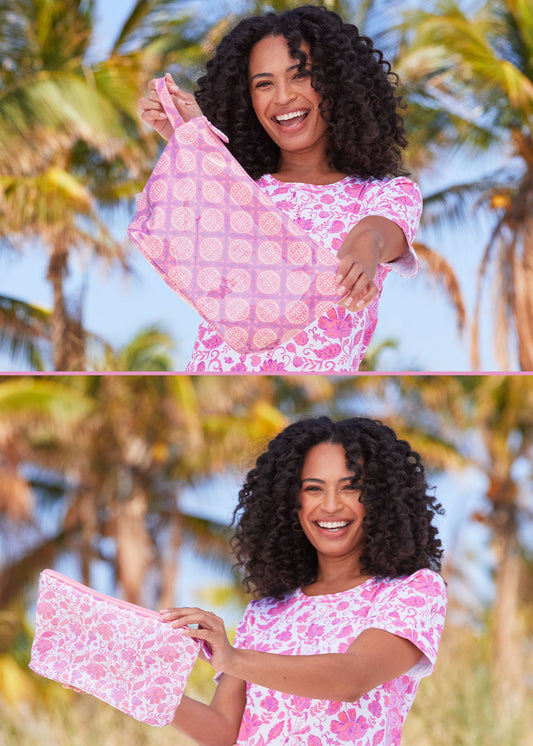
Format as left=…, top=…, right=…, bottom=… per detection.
left=175, top=122, right=198, bottom=145
left=225, top=297, right=250, bottom=322
left=169, top=237, right=194, bottom=260
left=202, top=180, right=225, bottom=203
left=171, top=206, right=195, bottom=231
left=199, top=237, right=223, bottom=261
left=146, top=206, right=166, bottom=231
left=224, top=326, right=248, bottom=351
left=227, top=268, right=251, bottom=293
left=173, top=178, right=196, bottom=201
left=230, top=211, right=254, bottom=234
left=229, top=239, right=252, bottom=264
left=257, top=241, right=282, bottom=265
left=144, top=235, right=164, bottom=258
left=255, top=299, right=280, bottom=323
left=136, top=192, right=147, bottom=210
left=198, top=267, right=222, bottom=292
left=285, top=300, right=309, bottom=325
left=175, top=149, right=196, bottom=172
left=257, top=270, right=281, bottom=295
left=316, top=271, right=337, bottom=296
left=202, top=152, right=225, bottom=176
left=318, top=246, right=337, bottom=266
left=168, top=265, right=192, bottom=290
left=288, top=241, right=312, bottom=265
left=153, top=152, right=170, bottom=175
left=230, top=182, right=253, bottom=206
left=253, top=328, right=278, bottom=349
left=316, top=300, right=336, bottom=317
left=195, top=296, right=220, bottom=320
left=149, top=179, right=168, bottom=203
left=259, top=211, right=282, bottom=236
left=286, top=270, right=311, bottom=295
left=200, top=208, right=224, bottom=232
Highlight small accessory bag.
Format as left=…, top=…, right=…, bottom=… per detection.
left=127, top=77, right=339, bottom=354
left=29, top=569, right=200, bottom=726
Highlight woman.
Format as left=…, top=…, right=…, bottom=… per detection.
left=161, top=416, right=447, bottom=744
left=138, top=6, right=422, bottom=373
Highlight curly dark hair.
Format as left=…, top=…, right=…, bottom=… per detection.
left=231, top=416, right=444, bottom=599
left=195, top=5, right=408, bottom=180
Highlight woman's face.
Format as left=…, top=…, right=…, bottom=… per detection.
left=248, top=34, right=328, bottom=155
left=297, top=442, right=366, bottom=561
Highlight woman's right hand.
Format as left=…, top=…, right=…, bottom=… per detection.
left=138, top=73, right=204, bottom=140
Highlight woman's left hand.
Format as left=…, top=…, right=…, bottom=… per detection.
left=160, top=607, right=235, bottom=673
left=335, top=241, right=380, bottom=311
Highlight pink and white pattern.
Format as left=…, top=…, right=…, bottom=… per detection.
left=232, top=569, right=447, bottom=745
left=29, top=569, right=199, bottom=727
left=187, top=174, right=422, bottom=373
left=128, top=78, right=342, bottom=355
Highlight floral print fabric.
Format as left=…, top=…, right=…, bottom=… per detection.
left=29, top=570, right=200, bottom=726
left=186, top=175, right=422, bottom=373
left=233, top=569, right=447, bottom=745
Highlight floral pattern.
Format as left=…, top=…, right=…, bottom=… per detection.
left=233, top=569, right=447, bottom=745
left=187, top=175, right=422, bottom=373
left=29, top=570, right=200, bottom=727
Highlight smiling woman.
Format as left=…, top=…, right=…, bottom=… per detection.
left=137, top=5, right=422, bottom=373
left=159, top=416, right=447, bottom=745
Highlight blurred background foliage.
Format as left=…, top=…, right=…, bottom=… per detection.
left=0, top=373, right=532, bottom=743
left=0, top=0, right=532, bottom=370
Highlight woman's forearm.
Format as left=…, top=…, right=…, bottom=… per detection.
left=226, top=649, right=364, bottom=702
left=171, top=692, right=242, bottom=746
left=338, top=216, right=408, bottom=264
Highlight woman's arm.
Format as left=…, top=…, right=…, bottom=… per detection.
left=171, top=672, right=246, bottom=746
left=335, top=216, right=408, bottom=311
left=162, top=608, right=422, bottom=704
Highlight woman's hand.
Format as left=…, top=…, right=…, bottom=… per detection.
left=335, top=240, right=380, bottom=311
left=160, top=607, right=235, bottom=673
left=138, top=73, right=204, bottom=140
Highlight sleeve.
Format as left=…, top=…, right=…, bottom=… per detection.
left=356, top=177, right=423, bottom=278
left=365, top=569, right=447, bottom=679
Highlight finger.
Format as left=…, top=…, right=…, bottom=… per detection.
left=343, top=273, right=371, bottom=306
left=355, top=282, right=379, bottom=309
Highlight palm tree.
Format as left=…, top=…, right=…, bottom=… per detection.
left=395, top=0, right=533, bottom=370
left=383, top=375, right=533, bottom=720
left=0, top=0, right=204, bottom=371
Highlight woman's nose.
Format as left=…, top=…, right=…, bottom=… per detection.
left=275, top=80, right=296, bottom=105
left=322, top=489, right=343, bottom=512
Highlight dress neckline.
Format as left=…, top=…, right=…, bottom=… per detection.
left=261, top=173, right=353, bottom=188
left=297, top=576, right=375, bottom=599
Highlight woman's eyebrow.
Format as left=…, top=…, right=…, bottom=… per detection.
left=301, top=477, right=352, bottom=484
left=250, top=63, right=310, bottom=81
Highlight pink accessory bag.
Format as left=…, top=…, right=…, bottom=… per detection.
left=29, top=569, right=200, bottom=726
left=127, top=77, right=339, bottom=354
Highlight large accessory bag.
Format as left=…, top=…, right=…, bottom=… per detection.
left=29, top=569, right=200, bottom=726
left=127, top=77, right=339, bottom=354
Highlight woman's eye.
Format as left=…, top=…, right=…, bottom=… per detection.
left=255, top=81, right=272, bottom=89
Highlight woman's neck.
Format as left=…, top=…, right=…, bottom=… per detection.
left=274, top=149, right=346, bottom=185
left=303, top=554, right=372, bottom=596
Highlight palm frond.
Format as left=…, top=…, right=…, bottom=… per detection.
left=415, top=242, right=466, bottom=331
left=0, top=295, right=50, bottom=370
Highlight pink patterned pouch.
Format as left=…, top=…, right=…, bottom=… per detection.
left=29, top=569, right=200, bottom=726
left=127, top=77, right=339, bottom=354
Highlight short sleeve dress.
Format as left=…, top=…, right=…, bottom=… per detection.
left=186, top=175, right=422, bottom=373
left=231, top=568, right=447, bottom=745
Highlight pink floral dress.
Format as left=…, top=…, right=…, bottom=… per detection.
left=231, top=569, right=447, bottom=745
left=186, top=175, right=422, bottom=373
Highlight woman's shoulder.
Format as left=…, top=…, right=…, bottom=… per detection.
left=374, top=569, right=446, bottom=601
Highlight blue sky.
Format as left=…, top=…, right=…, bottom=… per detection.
left=0, top=0, right=507, bottom=372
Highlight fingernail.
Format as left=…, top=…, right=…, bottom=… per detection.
left=345, top=297, right=353, bottom=307
left=335, top=274, right=342, bottom=283
left=337, top=286, right=346, bottom=295
left=356, top=300, right=365, bottom=308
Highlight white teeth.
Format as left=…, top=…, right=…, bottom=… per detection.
left=276, top=110, right=307, bottom=122
left=316, top=521, right=351, bottom=529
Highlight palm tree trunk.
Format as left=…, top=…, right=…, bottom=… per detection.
left=513, top=222, right=533, bottom=371
left=492, top=505, right=524, bottom=721
left=47, top=238, right=69, bottom=371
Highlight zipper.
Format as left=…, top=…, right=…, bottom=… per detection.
left=41, top=569, right=163, bottom=622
